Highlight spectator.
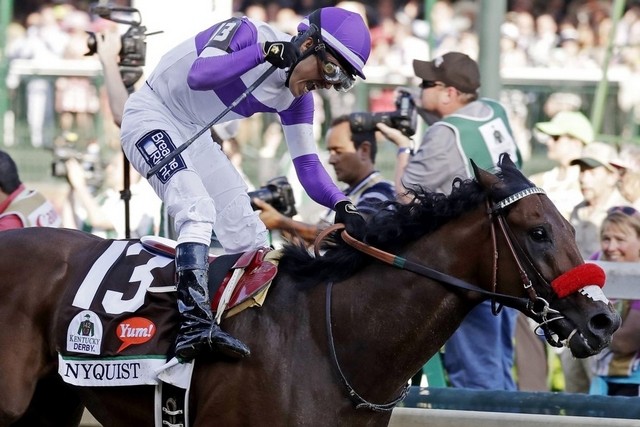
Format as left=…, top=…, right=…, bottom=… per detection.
left=254, top=114, right=394, bottom=245
left=610, top=144, right=640, bottom=210
left=13, top=9, right=66, bottom=148
left=63, top=152, right=161, bottom=239
left=529, top=110, right=594, bottom=219
left=569, top=142, right=627, bottom=259
left=563, top=141, right=627, bottom=393
left=590, top=206, right=640, bottom=396
left=378, top=52, right=521, bottom=390
left=0, top=150, right=61, bottom=230
left=54, top=9, right=100, bottom=144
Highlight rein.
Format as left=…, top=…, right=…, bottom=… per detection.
left=325, top=280, right=410, bottom=412
left=320, top=223, right=532, bottom=311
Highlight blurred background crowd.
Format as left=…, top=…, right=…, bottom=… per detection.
left=4, top=1, right=640, bottom=194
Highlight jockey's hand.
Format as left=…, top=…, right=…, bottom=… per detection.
left=334, top=201, right=366, bottom=241
left=263, top=41, right=300, bottom=69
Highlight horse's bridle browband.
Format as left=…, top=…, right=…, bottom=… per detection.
left=319, top=186, right=563, bottom=412
left=492, top=186, right=546, bottom=210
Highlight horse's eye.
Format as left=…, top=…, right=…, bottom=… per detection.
left=530, top=227, right=548, bottom=242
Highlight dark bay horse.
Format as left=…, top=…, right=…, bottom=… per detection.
left=0, top=155, right=620, bottom=426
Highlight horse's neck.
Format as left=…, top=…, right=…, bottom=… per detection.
left=329, top=224, right=485, bottom=400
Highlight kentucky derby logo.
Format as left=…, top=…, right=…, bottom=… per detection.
left=67, top=310, right=103, bottom=355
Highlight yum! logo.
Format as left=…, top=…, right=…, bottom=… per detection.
left=117, top=317, right=156, bottom=352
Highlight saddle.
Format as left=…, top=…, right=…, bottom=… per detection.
left=140, top=236, right=278, bottom=317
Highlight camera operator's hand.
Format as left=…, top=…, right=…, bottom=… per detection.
left=263, top=41, right=300, bottom=69
left=334, top=200, right=366, bottom=241
left=96, top=29, right=122, bottom=64
left=376, top=123, right=413, bottom=151
left=252, top=197, right=286, bottom=230
left=65, top=158, right=89, bottom=191
left=253, top=197, right=319, bottom=245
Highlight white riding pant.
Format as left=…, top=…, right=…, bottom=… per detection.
left=121, top=85, right=268, bottom=252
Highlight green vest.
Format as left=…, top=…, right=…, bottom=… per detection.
left=439, top=98, right=522, bottom=173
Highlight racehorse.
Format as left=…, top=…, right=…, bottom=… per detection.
left=0, top=154, right=620, bottom=427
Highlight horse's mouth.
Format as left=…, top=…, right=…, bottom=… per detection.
left=551, top=317, right=613, bottom=358
left=564, top=327, right=609, bottom=358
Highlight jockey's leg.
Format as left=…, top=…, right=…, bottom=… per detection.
left=126, top=127, right=262, bottom=362
left=174, top=241, right=250, bottom=361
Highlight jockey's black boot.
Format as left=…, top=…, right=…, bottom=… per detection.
left=174, top=242, right=250, bottom=362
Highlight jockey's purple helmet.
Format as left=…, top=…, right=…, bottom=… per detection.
left=297, top=7, right=371, bottom=79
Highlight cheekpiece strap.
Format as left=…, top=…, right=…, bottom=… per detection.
left=493, top=187, right=546, bottom=211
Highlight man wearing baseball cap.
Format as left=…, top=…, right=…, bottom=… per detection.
left=529, top=111, right=594, bottom=219
left=610, top=144, right=640, bottom=210
left=378, top=52, right=522, bottom=197
left=377, top=51, right=522, bottom=391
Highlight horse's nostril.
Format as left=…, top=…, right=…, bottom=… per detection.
left=589, top=313, right=615, bottom=332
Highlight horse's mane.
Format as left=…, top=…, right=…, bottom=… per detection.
left=278, top=155, right=533, bottom=288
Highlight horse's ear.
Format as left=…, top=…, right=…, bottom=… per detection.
left=498, top=153, right=516, bottom=171
left=471, top=158, right=500, bottom=190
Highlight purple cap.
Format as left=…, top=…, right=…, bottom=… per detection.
left=298, top=7, right=371, bottom=79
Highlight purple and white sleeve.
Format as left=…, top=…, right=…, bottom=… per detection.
left=188, top=20, right=265, bottom=91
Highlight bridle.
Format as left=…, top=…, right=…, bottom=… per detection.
left=318, top=186, right=567, bottom=412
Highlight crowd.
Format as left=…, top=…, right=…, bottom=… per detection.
left=3, top=0, right=640, bottom=395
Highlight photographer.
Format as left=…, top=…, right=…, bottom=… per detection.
left=378, top=52, right=522, bottom=202
left=253, top=115, right=395, bottom=245
left=63, top=153, right=161, bottom=239
left=377, top=52, right=523, bottom=391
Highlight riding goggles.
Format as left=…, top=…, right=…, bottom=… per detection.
left=321, top=61, right=355, bottom=92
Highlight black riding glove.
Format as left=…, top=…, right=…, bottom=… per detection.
left=334, top=201, right=366, bottom=241
left=263, top=41, right=300, bottom=69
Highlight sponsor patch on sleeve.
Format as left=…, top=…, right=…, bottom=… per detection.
left=135, top=130, right=186, bottom=184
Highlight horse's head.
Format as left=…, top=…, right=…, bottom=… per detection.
left=473, top=154, right=621, bottom=358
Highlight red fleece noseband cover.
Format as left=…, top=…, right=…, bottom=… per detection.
left=551, top=263, right=606, bottom=298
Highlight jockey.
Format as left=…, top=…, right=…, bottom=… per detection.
left=120, top=7, right=372, bottom=362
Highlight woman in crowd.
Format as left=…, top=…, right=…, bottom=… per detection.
left=590, top=206, right=640, bottom=396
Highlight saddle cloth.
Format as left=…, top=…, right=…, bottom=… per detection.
left=57, top=237, right=278, bottom=387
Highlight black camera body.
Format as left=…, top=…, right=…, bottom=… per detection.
left=249, top=176, right=297, bottom=218
left=85, top=5, right=147, bottom=87
left=52, top=142, right=104, bottom=191
left=349, top=89, right=418, bottom=137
